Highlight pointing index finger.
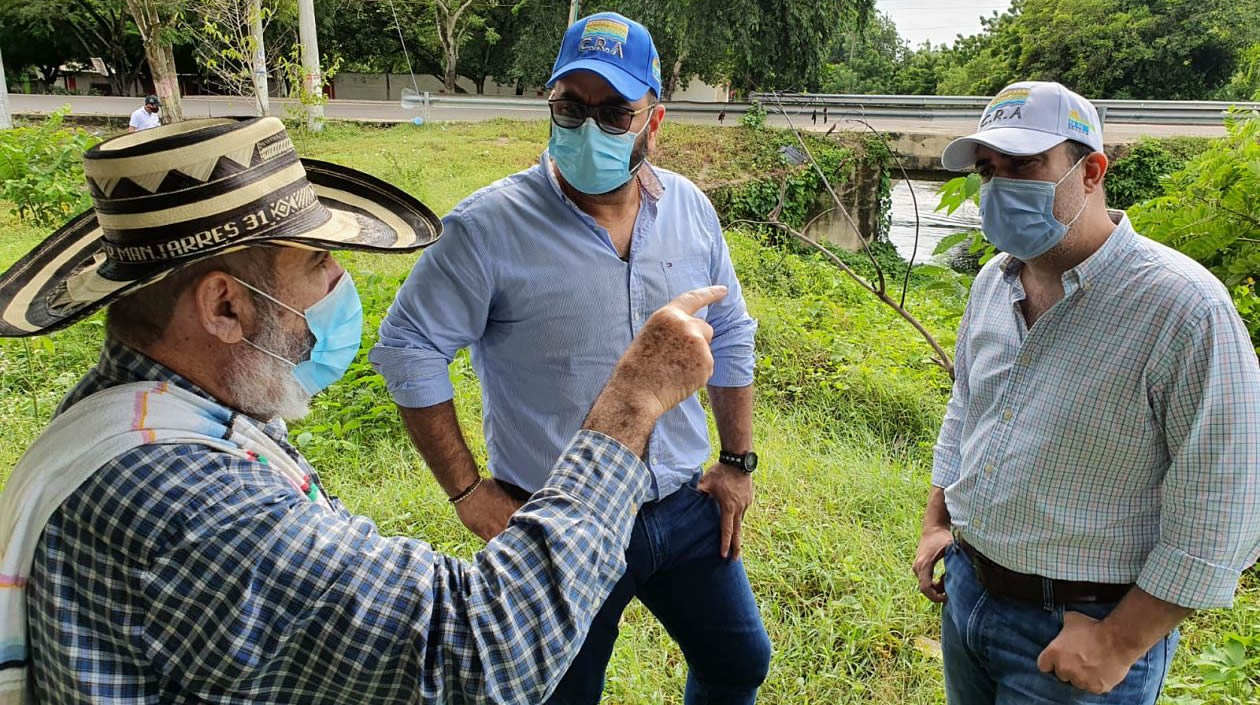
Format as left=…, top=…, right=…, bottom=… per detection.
left=669, top=286, right=728, bottom=316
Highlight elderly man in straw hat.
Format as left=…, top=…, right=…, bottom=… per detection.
left=0, top=117, right=729, bottom=705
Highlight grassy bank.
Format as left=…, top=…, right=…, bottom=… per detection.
left=0, top=120, right=1255, bottom=704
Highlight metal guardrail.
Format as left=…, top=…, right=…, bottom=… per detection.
left=411, top=92, right=1259, bottom=124
left=748, top=92, right=1260, bottom=125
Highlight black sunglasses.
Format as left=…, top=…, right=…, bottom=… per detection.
left=548, top=98, right=657, bottom=136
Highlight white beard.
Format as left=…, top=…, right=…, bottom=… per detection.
left=227, top=308, right=314, bottom=422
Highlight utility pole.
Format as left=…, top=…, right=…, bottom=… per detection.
left=0, top=45, right=10, bottom=129
left=296, top=0, right=323, bottom=131
left=250, top=0, right=270, bottom=116
left=567, top=0, right=581, bottom=26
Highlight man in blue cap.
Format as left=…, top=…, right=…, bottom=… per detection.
left=372, top=11, right=771, bottom=704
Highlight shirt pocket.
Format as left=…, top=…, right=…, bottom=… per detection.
left=662, top=256, right=713, bottom=319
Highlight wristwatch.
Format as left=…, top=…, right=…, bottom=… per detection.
left=719, top=450, right=759, bottom=474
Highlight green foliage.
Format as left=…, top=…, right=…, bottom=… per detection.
left=821, top=12, right=908, bottom=95
left=0, top=109, right=99, bottom=226
left=276, top=42, right=343, bottom=129
left=1219, top=42, right=1260, bottom=101
left=724, top=0, right=876, bottom=93
left=740, top=100, right=767, bottom=130
left=1129, top=111, right=1260, bottom=349
left=1107, top=140, right=1187, bottom=210
left=1164, top=633, right=1260, bottom=705
left=884, top=0, right=1260, bottom=100
left=728, top=231, right=955, bottom=447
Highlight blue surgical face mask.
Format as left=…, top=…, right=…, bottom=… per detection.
left=236, top=272, right=363, bottom=396
left=548, top=117, right=650, bottom=195
left=979, top=155, right=1089, bottom=261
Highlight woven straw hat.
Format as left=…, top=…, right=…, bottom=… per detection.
left=0, top=116, right=441, bottom=337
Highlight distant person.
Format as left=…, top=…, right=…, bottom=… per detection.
left=822, top=105, right=828, bottom=123
left=914, top=81, right=1260, bottom=704
left=374, top=11, right=770, bottom=705
left=718, top=108, right=727, bottom=124
left=811, top=108, right=817, bottom=125
left=128, top=95, right=161, bottom=132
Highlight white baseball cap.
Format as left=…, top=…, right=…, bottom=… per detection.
left=941, top=81, right=1104, bottom=171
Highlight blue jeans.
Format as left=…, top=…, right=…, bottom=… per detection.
left=544, top=476, right=772, bottom=704
left=941, top=542, right=1179, bottom=704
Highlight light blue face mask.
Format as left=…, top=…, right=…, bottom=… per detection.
left=236, top=272, right=363, bottom=396
left=548, top=118, right=650, bottom=195
left=979, top=155, right=1089, bottom=261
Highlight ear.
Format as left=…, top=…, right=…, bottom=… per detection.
left=647, top=104, right=666, bottom=152
left=1083, top=152, right=1109, bottom=195
left=193, top=271, right=252, bottom=344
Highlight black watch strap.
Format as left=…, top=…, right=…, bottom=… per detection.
left=719, top=450, right=758, bottom=473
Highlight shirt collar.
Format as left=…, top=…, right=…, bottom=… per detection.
left=999, top=209, right=1136, bottom=293
left=76, top=338, right=289, bottom=439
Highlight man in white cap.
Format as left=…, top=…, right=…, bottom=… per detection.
left=912, top=81, right=1260, bottom=704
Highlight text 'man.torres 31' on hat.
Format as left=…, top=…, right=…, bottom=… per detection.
left=0, top=116, right=441, bottom=337
left=547, top=12, right=662, bottom=102
left=941, top=81, right=1105, bottom=171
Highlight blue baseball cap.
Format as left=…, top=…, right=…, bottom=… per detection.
left=547, top=12, right=662, bottom=101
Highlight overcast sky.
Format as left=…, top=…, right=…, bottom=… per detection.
left=877, top=0, right=1014, bottom=48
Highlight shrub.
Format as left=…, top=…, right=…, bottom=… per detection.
left=1129, top=110, right=1260, bottom=351
left=0, top=108, right=99, bottom=226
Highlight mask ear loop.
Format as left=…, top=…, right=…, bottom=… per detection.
left=1057, top=153, right=1092, bottom=229
left=232, top=276, right=306, bottom=366
left=627, top=105, right=658, bottom=176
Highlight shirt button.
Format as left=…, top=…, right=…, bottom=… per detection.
left=974, top=518, right=984, bottom=530
left=1018, top=353, right=1031, bottom=365
left=984, top=464, right=994, bottom=475
left=1002, top=408, right=1013, bottom=421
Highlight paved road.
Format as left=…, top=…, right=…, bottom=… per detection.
left=8, top=93, right=1227, bottom=141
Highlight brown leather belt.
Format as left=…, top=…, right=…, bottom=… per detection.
left=957, top=538, right=1133, bottom=607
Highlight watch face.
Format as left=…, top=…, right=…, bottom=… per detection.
left=744, top=452, right=759, bottom=472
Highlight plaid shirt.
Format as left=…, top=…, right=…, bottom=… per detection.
left=934, top=212, right=1260, bottom=609
left=27, top=340, right=650, bottom=704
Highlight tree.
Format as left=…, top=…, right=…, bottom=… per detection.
left=433, top=0, right=489, bottom=93
left=126, top=0, right=187, bottom=121
left=0, top=9, right=83, bottom=90
left=8, top=0, right=149, bottom=97
left=190, top=0, right=276, bottom=113
left=1001, top=0, right=1258, bottom=99
left=821, top=12, right=908, bottom=94
left=725, top=0, right=875, bottom=93
left=502, top=0, right=566, bottom=94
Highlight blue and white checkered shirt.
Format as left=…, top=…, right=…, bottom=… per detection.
left=934, top=212, right=1260, bottom=609
left=27, top=340, right=651, bottom=704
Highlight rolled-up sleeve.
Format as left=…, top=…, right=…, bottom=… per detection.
left=371, top=215, right=493, bottom=408
left=703, top=206, right=757, bottom=387
left=1138, top=303, right=1260, bottom=609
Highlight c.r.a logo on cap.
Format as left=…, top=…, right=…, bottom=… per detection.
left=980, top=87, right=1029, bottom=128
left=580, top=18, right=629, bottom=59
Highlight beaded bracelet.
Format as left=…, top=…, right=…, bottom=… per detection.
left=449, top=476, right=485, bottom=505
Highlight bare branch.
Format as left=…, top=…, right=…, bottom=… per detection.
left=762, top=91, right=887, bottom=295
left=843, top=113, right=924, bottom=309
left=729, top=212, right=955, bottom=379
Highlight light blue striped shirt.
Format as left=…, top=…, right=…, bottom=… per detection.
left=371, top=154, right=756, bottom=500
left=934, top=211, right=1260, bottom=609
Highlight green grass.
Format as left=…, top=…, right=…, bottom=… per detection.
left=0, top=119, right=1256, bottom=704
